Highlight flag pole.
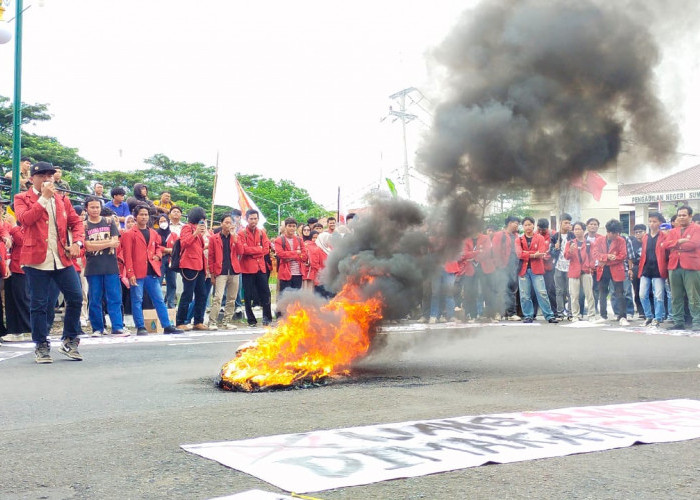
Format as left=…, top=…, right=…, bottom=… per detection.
left=210, top=151, right=219, bottom=228
left=337, top=186, right=340, bottom=221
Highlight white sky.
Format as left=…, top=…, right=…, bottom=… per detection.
left=0, top=0, right=698, bottom=210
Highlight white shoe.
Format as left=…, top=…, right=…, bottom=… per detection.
left=208, top=323, right=219, bottom=331
left=438, top=317, right=447, bottom=323
left=417, top=317, right=427, bottom=324
left=592, top=317, right=607, bottom=324
left=508, top=315, right=522, bottom=321
left=651, top=319, right=660, bottom=327
left=619, top=318, right=630, bottom=326
left=571, top=317, right=579, bottom=322
left=223, top=323, right=238, bottom=330
left=91, top=330, right=103, bottom=338
left=2, top=333, right=26, bottom=342
left=428, top=317, right=437, bottom=324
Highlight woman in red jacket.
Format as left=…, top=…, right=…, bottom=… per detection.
left=175, top=206, right=209, bottom=331
left=156, top=214, right=179, bottom=309
left=565, top=222, right=597, bottom=322
left=307, top=231, right=333, bottom=298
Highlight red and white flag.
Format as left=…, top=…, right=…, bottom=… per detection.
left=571, top=171, right=607, bottom=201
left=214, top=175, right=267, bottom=226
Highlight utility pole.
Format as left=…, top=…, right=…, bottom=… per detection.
left=387, top=88, right=418, bottom=199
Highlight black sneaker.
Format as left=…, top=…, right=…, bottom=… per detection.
left=248, top=323, right=258, bottom=328
left=58, top=337, right=82, bottom=361
left=523, top=317, right=534, bottom=323
left=643, top=318, right=653, bottom=326
left=136, top=328, right=149, bottom=336
left=35, top=343, right=52, bottom=364
left=548, top=317, right=560, bottom=324
left=163, top=325, right=183, bottom=334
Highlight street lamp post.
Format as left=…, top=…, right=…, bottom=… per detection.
left=0, top=0, right=24, bottom=200
left=247, top=193, right=311, bottom=233
left=11, top=0, right=23, bottom=200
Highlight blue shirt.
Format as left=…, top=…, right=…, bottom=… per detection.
left=104, top=200, right=131, bottom=228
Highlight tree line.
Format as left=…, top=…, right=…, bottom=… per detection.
left=0, top=96, right=329, bottom=232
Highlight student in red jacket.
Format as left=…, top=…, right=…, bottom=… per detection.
left=565, top=222, right=597, bottom=322
left=491, top=215, right=521, bottom=320
left=660, top=205, right=700, bottom=331
left=536, top=218, right=557, bottom=314
left=175, top=206, right=209, bottom=331
left=274, top=217, right=308, bottom=315
left=515, top=217, right=558, bottom=323
left=207, top=214, right=243, bottom=330
left=593, top=219, right=628, bottom=325
left=459, top=229, right=496, bottom=322
left=638, top=212, right=668, bottom=327
left=122, top=206, right=182, bottom=336
left=14, top=162, right=85, bottom=363
left=238, top=209, right=272, bottom=327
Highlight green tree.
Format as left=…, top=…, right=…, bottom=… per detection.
left=237, top=174, right=331, bottom=233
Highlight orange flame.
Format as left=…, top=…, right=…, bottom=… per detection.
left=219, top=280, right=383, bottom=392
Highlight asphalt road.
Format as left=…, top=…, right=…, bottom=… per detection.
left=1, top=320, right=698, bottom=499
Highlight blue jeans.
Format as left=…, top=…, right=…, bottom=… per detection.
left=25, top=266, right=83, bottom=344
left=161, top=256, right=178, bottom=309
left=131, top=275, right=172, bottom=329
left=639, top=276, right=665, bottom=322
left=87, top=274, right=124, bottom=332
left=518, top=269, right=555, bottom=320
left=430, top=270, right=456, bottom=320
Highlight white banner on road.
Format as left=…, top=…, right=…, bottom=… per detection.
left=183, top=399, right=700, bottom=493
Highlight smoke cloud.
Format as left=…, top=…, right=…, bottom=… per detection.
left=417, top=0, right=679, bottom=197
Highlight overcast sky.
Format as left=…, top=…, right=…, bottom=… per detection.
left=0, top=0, right=698, bottom=209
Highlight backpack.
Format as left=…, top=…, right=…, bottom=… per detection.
left=169, top=239, right=182, bottom=273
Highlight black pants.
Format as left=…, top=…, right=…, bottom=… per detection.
left=632, top=266, right=643, bottom=315
left=543, top=269, right=557, bottom=312
left=279, top=275, right=303, bottom=294
left=5, top=274, right=31, bottom=334
left=598, top=267, right=625, bottom=320
left=176, top=269, right=207, bottom=326
left=242, top=272, right=272, bottom=325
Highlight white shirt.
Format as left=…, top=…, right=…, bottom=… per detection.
left=26, top=188, right=66, bottom=271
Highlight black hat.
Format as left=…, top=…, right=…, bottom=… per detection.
left=30, top=161, right=56, bottom=176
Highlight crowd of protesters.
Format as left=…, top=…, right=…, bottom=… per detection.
left=0, top=160, right=342, bottom=364
left=1, top=160, right=699, bottom=364
left=424, top=209, right=700, bottom=332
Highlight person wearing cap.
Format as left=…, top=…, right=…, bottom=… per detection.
left=4, top=156, right=33, bottom=191
left=14, top=161, right=86, bottom=363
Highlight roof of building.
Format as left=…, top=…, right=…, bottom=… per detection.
left=621, top=163, right=700, bottom=195
left=618, top=182, right=648, bottom=197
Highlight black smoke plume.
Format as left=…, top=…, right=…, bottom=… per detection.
left=418, top=0, right=678, bottom=198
